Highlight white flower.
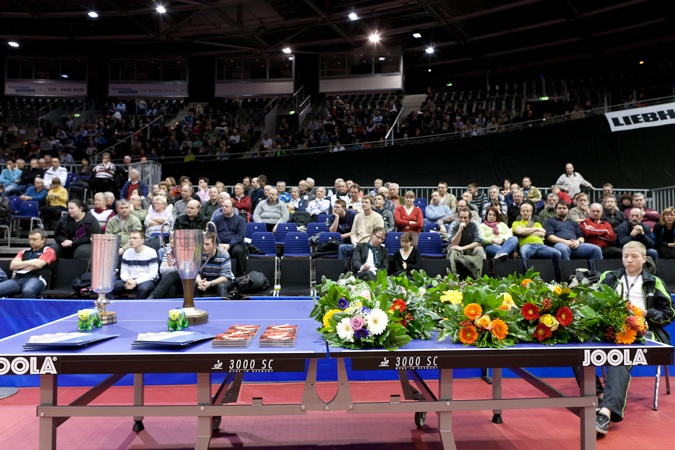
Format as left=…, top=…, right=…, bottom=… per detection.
left=336, top=317, right=354, bottom=342
left=359, top=290, right=371, bottom=300
left=418, top=287, right=426, bottom=296
left=366, top=308, right=389, bottom=336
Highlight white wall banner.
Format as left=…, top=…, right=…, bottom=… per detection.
left=4, top=80, right=87, bottom=97
left=108, top=82, right=188, bottom=98
left=215, top=80, right=294, bottom=97
left=605, top=102, right=675, bottom=132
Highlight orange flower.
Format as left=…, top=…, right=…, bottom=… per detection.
left=615, top=326, right=637, bottom=344
left=464, top=303, right=483, bottom=321
left=475, top=314, right=492, bottom=330
left=631, top=305, right=643, bottom=317
left=459, top=326, right=479, bottom=345
left=490, top=318, right=509, bottom=340
left=521, top=278, right=533, bottom=287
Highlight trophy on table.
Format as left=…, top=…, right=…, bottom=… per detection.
left=91, top=234, right=121, bottom=325
left=162, top=222, right=217, bottom=325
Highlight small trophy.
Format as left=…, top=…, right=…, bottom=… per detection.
left=162, top=222, right=216, bottom=325
left=91, top=234, right=121, bottom=324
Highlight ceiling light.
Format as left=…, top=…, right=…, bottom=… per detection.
left=348, top=12, right=358, bottom=21
left=88, top=11, right=99, bottom=18
left=639, top=60, right=644, bottom=65
left=282, top=46, right=292, bottom=54
left=412, top=33, right=421, bottom=38
left=156, top=5, right=167, bottom=14
left=61, top=74, right=69, bottom=79
left=8, top=41, right=19, bottom=48
left=378, top=57, right=385, bottom=61
left=426, top=46, right=434, bottom=54
left=369, top=33, right=380, bottom=44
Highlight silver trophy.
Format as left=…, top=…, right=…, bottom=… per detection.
left=91, top=234, right=121, bottom=325
left=162, top=222, right=217, bottom=325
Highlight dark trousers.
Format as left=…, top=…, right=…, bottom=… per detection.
left=572, top=365, right=631, bottom=421
left=89, top=177, right=117, bottom=196
left=113, top=279, right=157, bottom=299
left=229, top=243, right=246, bottom=277
left=148, top=271, right=182, bottom=299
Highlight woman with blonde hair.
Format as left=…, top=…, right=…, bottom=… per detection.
left=654, top=206, right=675, bottom=259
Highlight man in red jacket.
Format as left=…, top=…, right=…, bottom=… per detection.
left=580, top=203, right=622, bottom=259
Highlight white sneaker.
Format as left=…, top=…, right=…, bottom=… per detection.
left=495, top=252, right=508, bottom=261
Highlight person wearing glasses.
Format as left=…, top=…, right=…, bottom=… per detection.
left=352, top=227, right=388, bottom=281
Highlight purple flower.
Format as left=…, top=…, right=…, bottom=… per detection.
left=338, top=297, right=349, bottom=309
left=350, top=316, right=365, bottom=331
left=354, top=329, right=369, bottom=339
left=361, top=307, right=371, bottom=314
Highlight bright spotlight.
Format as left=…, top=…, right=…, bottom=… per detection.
left=88, top=11, right=99, bottom=18
left=412, top=33, right=421, bottom=38
left=348, top=12, right=358, bottom=21
left=426, top=46, right=434, bottom=54
left=369, top=33, right=380, bottom=44
left=8, top=41, right=19, bottom=48
left=282, top=46, right=292, bottom=54
left=156, top=5, right=167, bottom=14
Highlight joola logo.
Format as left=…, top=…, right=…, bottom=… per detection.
left=0, top=357, right=58, bottom=375
left=582, top=349, right=648, bottom=367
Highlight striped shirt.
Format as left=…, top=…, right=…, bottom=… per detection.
left=120, top=246, right=159, bottom=284
left=200, top=247, right=234, bottom=282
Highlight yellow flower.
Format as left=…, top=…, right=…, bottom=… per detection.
left=632, top=305, right=643, bottom=317
left=615, top=326, right=637, bottom=344
left=539, top=314, right=560, bottom=331
left=440, top=290, right=463, bottom=305
left=490, top=318, right=509, bottom=340
left=553, top=286, right=562, bottom=295
left=464, top=303, right=483, bottom=321
left=475, top=314, right=492, bottom=330
left=322, top=309, right=341, bottom=330
left=497, top=293, right=515, bottom=311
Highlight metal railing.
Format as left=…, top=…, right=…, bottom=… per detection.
left=93, top=115, right=164, bottom=163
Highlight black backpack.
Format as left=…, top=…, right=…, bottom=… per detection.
left=234, top=271, right=270, bottom=294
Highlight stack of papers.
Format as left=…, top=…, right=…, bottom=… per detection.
left=23, top=332, right=119, bottom=350
left=213, top=325, right=261, bottom=348
left=131, top=331, right=214, bottom=349
left=259, top=324, right=298, bottom=347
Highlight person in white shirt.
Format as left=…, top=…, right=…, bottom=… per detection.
left=43, top=158, right=68, bottom=190
left=113, top=230, right=158, bottom=299
left=306, top=186, right=331, bottom=217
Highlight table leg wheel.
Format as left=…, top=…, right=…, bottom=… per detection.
left=491, top=414, right=503, bottom=424
left=132, top=420, right=145, bottom=432
left=415, top=411, right=427, bottom=428
left=212, top=416, right=222, bottom=432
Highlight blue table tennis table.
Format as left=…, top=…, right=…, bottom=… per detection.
left=0, top=299, right=672, bottom=450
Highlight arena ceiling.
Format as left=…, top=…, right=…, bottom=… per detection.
left=1, top=0, right=674, bottom=79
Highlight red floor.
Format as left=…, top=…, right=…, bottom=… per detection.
left=0, top=377, right=671, bottom=449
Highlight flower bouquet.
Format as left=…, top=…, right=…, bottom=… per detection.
left=312, top=271, right=439, bottom=350
left=435, top=274, right=530, bottom=348
left=573, top=283, right=647, bottom=345
left=311, top=273, right=411, bottom=350
left=511, top=275, right=594, bottom=345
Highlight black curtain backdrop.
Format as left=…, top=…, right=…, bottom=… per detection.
left=162, top=116, right=675, bottom=190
